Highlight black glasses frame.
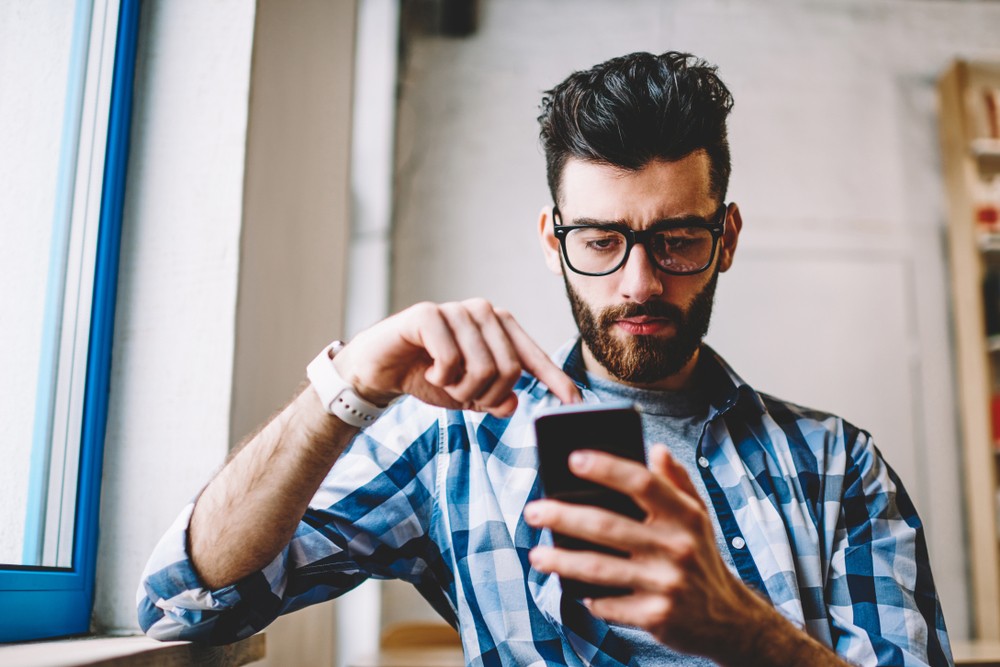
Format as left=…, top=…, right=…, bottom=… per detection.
left=552, top=203, right=728, bottom=277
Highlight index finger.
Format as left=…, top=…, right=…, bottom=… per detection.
left=569, top=450, right=699, bottom=516
left=496, top=311, right=582, bottom=405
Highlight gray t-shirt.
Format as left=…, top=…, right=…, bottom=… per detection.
left=585, top=371, right=735, bottom=666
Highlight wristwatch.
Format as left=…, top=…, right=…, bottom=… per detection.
left=306, top=340, right=388, bottom=428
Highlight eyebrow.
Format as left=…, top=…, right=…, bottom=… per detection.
left=567, top=213, right=715, bottom=228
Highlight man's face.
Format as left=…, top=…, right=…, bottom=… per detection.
left=539, top=152, right=741, bottom=387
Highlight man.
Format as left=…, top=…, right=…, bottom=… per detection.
left=138, top=52, right=952, bottom=666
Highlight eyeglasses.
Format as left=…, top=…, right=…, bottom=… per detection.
left=552, top=203, right=728, bottom=277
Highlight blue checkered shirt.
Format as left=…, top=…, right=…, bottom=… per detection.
left=137, top=340, right=953, bottom=666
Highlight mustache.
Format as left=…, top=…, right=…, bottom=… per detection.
left=597, top=300, right=684, bottom=326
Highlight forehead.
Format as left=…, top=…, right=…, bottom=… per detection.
left=560, top=152, right=715, bottom=223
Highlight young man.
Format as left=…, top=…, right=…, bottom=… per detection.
left=138, top=52, right=952, bottom=666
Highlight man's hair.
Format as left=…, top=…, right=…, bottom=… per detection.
left=538, top=51, right=734, bottom=205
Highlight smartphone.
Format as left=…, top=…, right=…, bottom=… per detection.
left=533, top=402, right=646, bottom=599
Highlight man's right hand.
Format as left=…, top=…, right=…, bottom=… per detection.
left=188, top=299, right=577, bottom=590
left=331, top=299, right=582, bottom=417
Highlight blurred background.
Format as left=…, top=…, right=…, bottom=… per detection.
left=5, top=0, right=1000, bottom=665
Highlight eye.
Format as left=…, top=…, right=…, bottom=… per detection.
left=651, top=228, right=711, bottom=256
left=573, top=229, right=625, bottom=253
left=588, top=236, right=620, bottom=251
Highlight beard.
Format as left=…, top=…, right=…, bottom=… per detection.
left=564, top=267, right=719, bottom=385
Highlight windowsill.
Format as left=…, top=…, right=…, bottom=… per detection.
left=0, top=633, right=265, bottom=667
left=954, top=639, right=1000, bottom=666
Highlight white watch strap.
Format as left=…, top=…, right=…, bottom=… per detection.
left=307, top=341, right=387, bottom=428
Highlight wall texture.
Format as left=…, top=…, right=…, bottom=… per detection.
left=388, top=0, right=1000, bottom=641
left=233, top=0, right=358, bottom=665
left=94, top=0, right=256, bottom=633
left=94, top=7, right=357, bottom=667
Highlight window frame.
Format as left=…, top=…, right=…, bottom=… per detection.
left=0, top=0, right=139, bottom=642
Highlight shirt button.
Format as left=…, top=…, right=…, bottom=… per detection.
left=697, top=456, right=709, bottom=468
left=731, top=537, right=746, bottom=550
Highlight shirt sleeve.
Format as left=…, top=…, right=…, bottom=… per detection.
left=825, top=426, right=954, bottom=667
left=136, top=398, right=443, bottom=644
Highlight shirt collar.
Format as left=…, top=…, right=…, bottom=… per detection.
left=537, top=337, right=766, bottom=419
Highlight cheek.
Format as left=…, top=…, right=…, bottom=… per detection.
left=567, top=275, right=617, bottom=307
left=659, top=275, right=708, bottom=308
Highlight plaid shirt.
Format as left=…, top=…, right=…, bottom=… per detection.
left=137, top=340, right=953, bottom=666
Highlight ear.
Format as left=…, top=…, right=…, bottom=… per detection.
left=717, top=202, right=743, bottom=273
left=538, top=206, right=564, bottom=275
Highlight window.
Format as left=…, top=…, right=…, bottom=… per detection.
left=0, top=0, right=139, bottom=642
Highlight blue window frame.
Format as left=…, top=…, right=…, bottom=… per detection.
left=0, top=0, right=140, bottom=642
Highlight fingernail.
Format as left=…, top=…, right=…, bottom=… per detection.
left=569, top=451, right=590, bottom=470
left=524, top=503, right=540, bottom=522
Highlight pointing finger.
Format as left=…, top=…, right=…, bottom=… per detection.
left=496, top=310, right=582, bottom=405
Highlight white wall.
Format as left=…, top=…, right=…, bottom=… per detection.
left=93, top=0, right=256, bottom=632
left=93, top=6, right=359, bottom=667
left=388, top=0, right=1000, bottom=641
left=0, top=1, right=74, bottom=564
left=233, top=1, right=358, bottom=665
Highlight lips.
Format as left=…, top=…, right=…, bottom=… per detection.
left=615, top=317, right=674, bottom=335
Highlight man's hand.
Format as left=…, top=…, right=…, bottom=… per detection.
left=524, top=445, right=850, bottom=667
left=334, top=299, right=582, bottom=416
left=189, top=299, right=579, bottom=589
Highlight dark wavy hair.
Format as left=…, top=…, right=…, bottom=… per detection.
left=538, top=51, right=734, bottom=205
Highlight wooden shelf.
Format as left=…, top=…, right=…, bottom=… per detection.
left=940, top=59, right=1000, bottom=640
left=982, top=234, right=1000, bottom=254
left=954, top=638, right=1000, bottom=666
left=973, top=138, right=1000, bottom=174
left=0, top=634, right=265, bottom=667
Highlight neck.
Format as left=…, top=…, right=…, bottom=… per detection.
left=581, top=343, right=702, bottom=392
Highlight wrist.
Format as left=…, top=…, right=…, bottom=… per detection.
left=307, top=341, right=394, bottom=427
left=708, top=586, right=785, bottom=666
left=331, top=360, right=397, bottom=408
left=712, top=588, right=836, bottom=667
left=329, top=343, right=399, bottom=407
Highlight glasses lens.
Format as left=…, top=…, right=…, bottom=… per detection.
left=648, top=227, right=715, bottom=273
left=564, top=227, right=628, bottom=274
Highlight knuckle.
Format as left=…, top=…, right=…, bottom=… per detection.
left=647, top=596, right=673, bottom=627
left=410, top=301, right=438, bottom=319
left=497, top=357, right=523, bottom=381
left=462, top=297, right=493, bottom=315
left=447, top=387, right=476, bottom=405
left=593, top=513, right=618, bottom=537
left=436, top=348, right=462, bottom=370
left=590, top=557, right=615, bottom=582
left=435, top=352, right=462, bottom=384
left=438, top=301, right=463, bottom=318
left=670, top=535, right=698, bottom=566
left=653, top=568, right=681, bottom=596
left=680, top=504, right=711, bottom=534
left=467, top=364, right=498, bottom=387
left=627, top=470, right=658, bottom=498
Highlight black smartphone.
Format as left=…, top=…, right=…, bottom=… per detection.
left=533, top=402, right=646, bottom=599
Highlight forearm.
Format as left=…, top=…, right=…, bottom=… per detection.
left=716, top=590, right=853, bottom=667
left=189, top=383, right=359, bottom=589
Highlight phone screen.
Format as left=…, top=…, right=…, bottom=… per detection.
left=533, top=402, right=646, bottom=598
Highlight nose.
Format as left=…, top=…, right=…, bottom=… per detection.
left=618, top=243, right=664, bottom=303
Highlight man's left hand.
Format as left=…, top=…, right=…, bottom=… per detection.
left=524, top=445, right=846, bottom=666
